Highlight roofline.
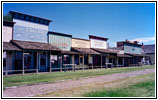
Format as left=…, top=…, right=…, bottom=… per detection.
left=117, top=41, right=142, bottom=46
left=89, top=35, right=108, bottom=41
left=48, top=31, right=72, bottom=37
left=3, top=20, right=16, bottom=24
left=72, top=37, right=89, bottom=41
left=9, top=10, right=52, bottom=22
left=144, top=44, right=155, bottom=46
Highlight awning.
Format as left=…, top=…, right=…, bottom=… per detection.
left=11, top=40, right=61, bottom=51
left=3, top=42, right=21, bottom=51
left=117, top=54, right=132, bottom=57
left=92, top=48, right=118, bottom=54
left=125, top=53, right=147, bottom=57
left=61, top=51, right=81, bottom=55
left=71, top=47, right=100, bottom=55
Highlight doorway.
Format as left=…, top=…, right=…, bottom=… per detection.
left=39, top=52, right=47, bottom=71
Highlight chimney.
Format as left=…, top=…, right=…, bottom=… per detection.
left=134, top=41, right=138, bottom=44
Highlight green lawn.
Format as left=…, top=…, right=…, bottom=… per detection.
left=84, top=73, right=155, bottom=97
left=3, top=65, right=154, bottom=89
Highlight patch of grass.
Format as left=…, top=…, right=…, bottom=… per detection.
left=3, top=65, right=154, bottom=89
left=84, top=74, right=155, bottom=97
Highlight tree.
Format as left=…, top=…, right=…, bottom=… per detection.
left=3, top=13, right=12, bottom=21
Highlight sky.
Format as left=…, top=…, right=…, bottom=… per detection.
left=3, top=3, right=156, bottom=47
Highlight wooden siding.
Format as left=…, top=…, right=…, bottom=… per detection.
left=3, top=26, right=13, bottom=42
left=13, top=19, right=48, bottom=43
left=49, top=34, right=72, bottom=51
left=124, top=44, right=142, bottom=54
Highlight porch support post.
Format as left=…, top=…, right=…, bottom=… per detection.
left=123, top=58, right=124, bottom=67
left=83, top=54, right=84, bottom=70
left=117, top=58, right=119, bottom=67
left=92, top=55, right=93, bottom=69
left=22, top=51, right=24, bottom=75
left=72, top=55, right=74, bottom=64
left=5, top=51, right=8, bottom=75
left=60, top=54, right=62, bottom=72
left=101, top=54, right=102, bottom=68
left=36, top=51, right=38, bottom=74
left=49, top=51, right=51, bottom=73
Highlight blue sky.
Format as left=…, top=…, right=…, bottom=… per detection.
left=3, top=3, right=155, bottom=46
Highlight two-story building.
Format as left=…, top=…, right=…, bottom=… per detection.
left=117, top=40, right=145, bottom=66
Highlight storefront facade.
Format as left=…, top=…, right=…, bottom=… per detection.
left=7, top=11, right=61, bottom=73
left=71, top=38, right=100, bottom=69
left=117, top=40, right=144, bottom=66
left=89, top=35, right=118, bottom=67
left=48, top=31, right=73, bottom=70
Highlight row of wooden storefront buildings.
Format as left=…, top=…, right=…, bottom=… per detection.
left=3, top=11, right=152, bottom=75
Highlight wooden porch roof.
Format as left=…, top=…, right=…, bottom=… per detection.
left=3, top=42, right=21, bottom=51
left=92, top=48, right=118, bottom=54
left=11, top=40, right=61, bottom=51
left=61, top=51, right=81, bottom=55
left=71, top=47, right=100, bottom=55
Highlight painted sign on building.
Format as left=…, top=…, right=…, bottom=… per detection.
left=13, top=19, right=48, bottom=43
left=10, top=11, right=51, bottom=43
left=48, top=32, right=72, bottom=51
left=72, top=38, right=90, bottom=48
left=124, top=43, right=142, bottom=54
left=90, top=39, right=107, bottom=49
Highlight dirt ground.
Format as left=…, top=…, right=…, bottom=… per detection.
left=3, top=68, right=155, bottom=97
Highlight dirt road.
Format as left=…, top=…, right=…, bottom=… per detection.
left=3, top=68, right=155, bottom=97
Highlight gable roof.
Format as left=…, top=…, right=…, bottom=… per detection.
left=11, top=40, right=61, bottom=51
left=143, top=44, right=155, bottom=54
left=3, top=42, right=21, bottom=51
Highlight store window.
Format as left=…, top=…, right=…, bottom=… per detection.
left=64, top=55, right=70, bottom=64
left=51, top=55, right=58, bottom=66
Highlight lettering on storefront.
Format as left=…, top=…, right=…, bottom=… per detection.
left=90, top=39, right=107, bottom=49
left=17, top=26, right=44, bottom=34
left=53, top=42, right=68, bottom=48
left=72, top=39, right=90, bottom=48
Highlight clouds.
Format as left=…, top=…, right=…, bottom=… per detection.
left=131, top=37, right=155, bottom=43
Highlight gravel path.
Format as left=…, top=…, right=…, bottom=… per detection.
left=3, top=68, right=155, bottom=97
